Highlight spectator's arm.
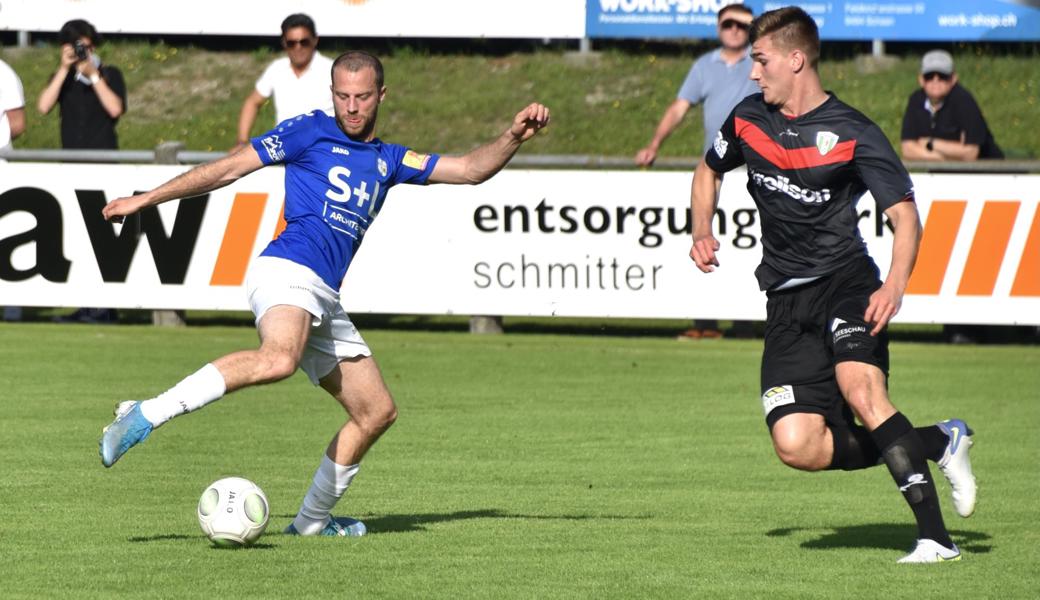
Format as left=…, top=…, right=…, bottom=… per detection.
left=930, top=136, right=980, bottom=161
left=235, top=90, right=267, bottom=150
left=5, top=108, right=25, bottom=139
left=900, top=138, right=941, bottom=161
left=90, top=76, right=124, bottom=119
left=635, top=99, right=692, bottom=167
left=38, top=48, right=75, bottom=115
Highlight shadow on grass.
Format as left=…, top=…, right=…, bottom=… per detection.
left=766, top=523, right=992, bottom=553
left=127, top=533, right=277, bottom=550
left=271, top=509, right=652, bottom=534
left=128, top=533, right=196, bottom=543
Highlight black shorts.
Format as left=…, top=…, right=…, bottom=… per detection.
left=760, top=255, right=889, bottom=430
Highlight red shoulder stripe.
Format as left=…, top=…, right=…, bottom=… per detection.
left=735, top=116, right=856, bottom=170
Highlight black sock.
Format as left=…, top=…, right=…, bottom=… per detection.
left=871, top=412, right=953, bottom=549
left=916, top=425, right=949, bottom=462
left=827, top=425, right=882, bottom=470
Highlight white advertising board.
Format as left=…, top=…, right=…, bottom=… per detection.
left=0, top=0, right=586, bottom=39
left=1, top=163, right=1037, bottom=325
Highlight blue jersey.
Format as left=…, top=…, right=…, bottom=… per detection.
left=250, top=111, right=439, bottom=289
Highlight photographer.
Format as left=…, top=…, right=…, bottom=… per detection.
left=39, top=19, right=126, bottom=323
left=38, top=19, right=126, bottom=149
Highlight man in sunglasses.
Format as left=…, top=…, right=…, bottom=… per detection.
left=636, top=3, right=757, bottom=167
left=900, top=50, right=1003, bottom=161
left=234, top=13, right=333, bottom=151
left=636, top=3, right=758, bottom=341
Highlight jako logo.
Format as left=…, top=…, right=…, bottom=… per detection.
left=899, top=473, right=928, bottom=492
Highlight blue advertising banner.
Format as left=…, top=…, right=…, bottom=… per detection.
left=586, top=0, right=1040, bottom=41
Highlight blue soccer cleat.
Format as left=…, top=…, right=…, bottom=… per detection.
left=99, top=401, right=153, bottom=468
left=936, top=418, right=976, bottom=518
left=284, top=516, right=367, bottom=537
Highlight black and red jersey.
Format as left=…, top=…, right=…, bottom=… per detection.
left=705, top=93, right=914, bottom=291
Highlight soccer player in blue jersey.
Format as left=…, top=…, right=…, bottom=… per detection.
left=98, top=51, right=550, bottom=537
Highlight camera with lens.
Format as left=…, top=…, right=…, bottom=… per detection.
left=74, top=40, right=90, bottom=61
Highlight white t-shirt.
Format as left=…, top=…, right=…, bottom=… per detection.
left=0, top=59, right=26, bottom=149
left=255, top=52, right=335, bottom=125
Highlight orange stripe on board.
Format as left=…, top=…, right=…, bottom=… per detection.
left=1010, top=205, right=1040, bottom=297
left=906, top=200, right=966, bottom=295
left=273, top=201, right=287, bottom=240
left=957, top=201, right=1020, bottom=296
left=209, top=193, right=267, bottom=286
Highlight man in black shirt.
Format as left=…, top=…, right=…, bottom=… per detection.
left=38, top=19, right=127, bottom=323
left=37, top=19, right=127, bottom=150
left=689, top=6, right=977, bottom=563
left=900, top=50, right=1002, bottom=161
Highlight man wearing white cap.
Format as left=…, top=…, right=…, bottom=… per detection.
left=900, top=50, right=1003, bottom=161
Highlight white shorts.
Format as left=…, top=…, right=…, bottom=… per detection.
left=245, top=256, right=371, bottom=385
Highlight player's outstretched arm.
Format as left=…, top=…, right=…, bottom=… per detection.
left=427, top=102, right=550, bottom=185
left=689, top=159, right=722, bottom=273
left=865, top=199, right=922, bottom=335
left=102, top=145, right=265, bottom=223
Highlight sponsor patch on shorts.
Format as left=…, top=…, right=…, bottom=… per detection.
left=402, top=149, right=430, bottom=170
left=831, top=317, right=867, bottom=344
left=761, top=385, right=795, bottom=416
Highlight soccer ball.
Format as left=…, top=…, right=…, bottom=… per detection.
left=197, top=477, right=270, bottom=547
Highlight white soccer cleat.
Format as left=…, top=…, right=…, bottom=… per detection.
left=936, top=419, right=976, bottom=518
left=897, top=538, right=961, bottom=563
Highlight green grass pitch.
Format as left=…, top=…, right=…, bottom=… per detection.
left=1, top=323, right=1037, bottom=598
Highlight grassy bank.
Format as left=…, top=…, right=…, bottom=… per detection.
left=2, top=41, right=1037, bottom=158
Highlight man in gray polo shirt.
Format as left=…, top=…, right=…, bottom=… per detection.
left=635, top=2, right=757, bottom=340
left=635, top=3, right=758, bottom=164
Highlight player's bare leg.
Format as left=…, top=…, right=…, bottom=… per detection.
left=321, top=355, right=398, bottom=464
left=288, top=355, right=397, bottom=536
left=100, top=306, right=311, bottom=467
left=213, top=305, right=312, bottom=391
left=770, top=413, right=832, bottom=471
left=836, top=360, right=959, bottom=562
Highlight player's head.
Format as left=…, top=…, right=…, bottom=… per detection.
left=281, top=13, right=318, bottom=69
left=918, top=50, right=958, bottom=104
left=330, top=51, right=386, bottom=141
left=748, top=6, right=820, bottom=106
left=716, top=4, right=753, bottom=52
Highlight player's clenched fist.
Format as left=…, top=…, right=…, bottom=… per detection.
left=690, top=234, right=721, bottom=273
left=510, top=103, right=550, bottom=142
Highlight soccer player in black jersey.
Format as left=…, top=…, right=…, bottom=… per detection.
left=688, top=6, right=977, bottom=563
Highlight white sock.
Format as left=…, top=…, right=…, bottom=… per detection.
left=138, top=363, right=227, bottom=427
left=292, top=455, right=360, bottom=535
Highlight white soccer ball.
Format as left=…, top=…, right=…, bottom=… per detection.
left=197, top=477, right=270, bottom=547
